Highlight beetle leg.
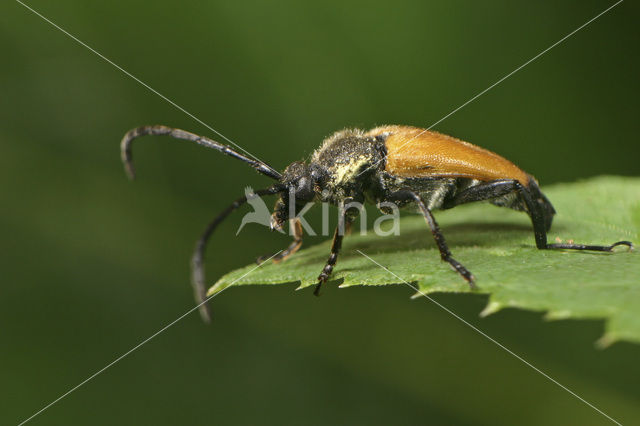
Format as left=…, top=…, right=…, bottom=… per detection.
left=314, top=226, right=344, bottom=296
left=314, top=212, right=354, bottom=296
left=442, top=179, right=519, bottom=209
left=386, top=190, right=476, bottom=287
left=256, top=218, right=303, bottom=264
left=516, top=184, right=633, bottom=252
left=411, top=192, right=477, bottom=287
left=444, top=179, right=632, bottom=252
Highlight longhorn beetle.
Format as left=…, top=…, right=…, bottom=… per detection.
left=121, top=125, right=633, bottom=322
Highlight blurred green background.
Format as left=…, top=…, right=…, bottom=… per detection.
left=1, top=1, right=639, bottom=424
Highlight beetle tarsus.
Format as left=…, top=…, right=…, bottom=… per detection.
left=315, top=263, right=335, bottom=296
left=314, top=279, right=325, bottom=296
left=546, top=240, right=633, bottom=252
left=444, top=255, right=477, bottom=289
left=613, top=241, right=634, bottom=251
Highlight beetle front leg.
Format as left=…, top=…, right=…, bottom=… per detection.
left=257, top=218, right=304, bottom=264
left=314, top=212, right=354, bottom=296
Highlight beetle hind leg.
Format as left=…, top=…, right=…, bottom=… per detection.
left=546, top=240, right=633, bottom=252
left=516, top=181, right=634, bottom=252
left=441, top=179, right=520, bottom=209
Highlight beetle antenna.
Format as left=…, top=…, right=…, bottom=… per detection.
left=192, top=185, right=285, bottom=322
left=120, top=125, right=282, bottom=181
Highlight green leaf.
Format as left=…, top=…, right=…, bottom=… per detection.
left=208, top=176, right=640, bottom=345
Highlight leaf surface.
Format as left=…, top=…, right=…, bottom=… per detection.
left=208, top=176, right=640, bottom=345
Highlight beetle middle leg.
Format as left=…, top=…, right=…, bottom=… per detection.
left=390, top=190, right=476, bottom=287
left=257, top=218, right=303, bottom=264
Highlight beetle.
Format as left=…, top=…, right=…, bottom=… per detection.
left=121, top=124, right=633, bottom=321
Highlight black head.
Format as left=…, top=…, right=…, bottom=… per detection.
left=269, top=129, right=387, bottom=230
left=270, top=161, right=319, bottom=230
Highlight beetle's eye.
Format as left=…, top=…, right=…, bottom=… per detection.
left=295, top=177, right=314, bottom=201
